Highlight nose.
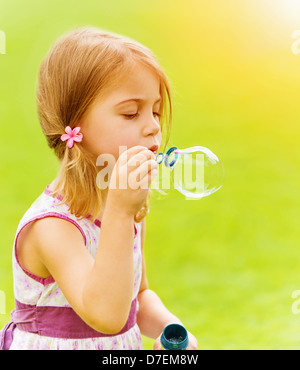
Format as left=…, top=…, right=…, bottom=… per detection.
left=142, top=114, right=161, bottom=137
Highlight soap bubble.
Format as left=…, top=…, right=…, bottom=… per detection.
left=150, top=146, right=224, bottom=200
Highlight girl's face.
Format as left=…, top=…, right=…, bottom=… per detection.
left=80, top=63, right=162, bottom=162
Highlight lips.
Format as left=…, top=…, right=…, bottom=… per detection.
left=149, top=144, right=159, bottom=153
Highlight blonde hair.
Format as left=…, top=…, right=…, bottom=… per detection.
left=36, top=27, right=173, bottom=223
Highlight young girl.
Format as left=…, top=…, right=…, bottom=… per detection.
left=0, top=27, right=198, bottom=350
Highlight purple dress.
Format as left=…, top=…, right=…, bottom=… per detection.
left=0, top=185, right=143, bottom=350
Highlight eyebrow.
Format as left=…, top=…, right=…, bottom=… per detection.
left=114, top=97, right=161, bottom=107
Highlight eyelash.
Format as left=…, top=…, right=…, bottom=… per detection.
left=123, top=112, right=161, bottom=120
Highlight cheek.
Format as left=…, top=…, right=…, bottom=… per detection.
left=84, top=130, right=105, bottom=157
left=111, top=133, right=138, bottom=158
left=98, top=131, right=132, bottom=160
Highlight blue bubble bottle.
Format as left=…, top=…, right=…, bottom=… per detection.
left=160, top=324, right=189, bottom=350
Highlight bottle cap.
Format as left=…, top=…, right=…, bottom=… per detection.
left=160, top=323, right=189, bottom=350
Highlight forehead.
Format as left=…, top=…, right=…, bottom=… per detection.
left=107, top=63, right=161, bottom=103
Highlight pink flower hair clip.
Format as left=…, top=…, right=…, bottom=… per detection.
left=60, top=126, right=83, bottom=149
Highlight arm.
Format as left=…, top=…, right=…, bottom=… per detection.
left=136, top=219, right=198, bottom=349
left=31, top=209, right=135, bottom=334
left=82, top=209, right=135, bottom=332
left=136, top=219, right=183, bottom=339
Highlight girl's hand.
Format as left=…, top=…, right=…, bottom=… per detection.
left=153, top=330, right=198, bottom=350
left=106, top=146, right=158, bottom=217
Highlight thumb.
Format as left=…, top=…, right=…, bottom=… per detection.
left=153, top=337, right=162, bottom=350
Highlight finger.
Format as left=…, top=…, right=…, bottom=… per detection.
left=127, top=149, right=155, bottom=169
left=186, top=334, right=198, bottom=350
left=121, top=145, right=151, bottom=159
left=117, top=146, right=149, bottom=165
left=129, top=160, right=157, bottom=189
left=153, top=338, right=162, bottom=350
left=136, top=159, right=158, bottom=179
left=185, top=344, right=197, bottom=350
left=137, top=168, right=158, bottom=190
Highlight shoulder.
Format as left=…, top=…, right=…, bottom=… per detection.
left=17, top=216, right=87, bottom=278
left=22, top=216, right=86, bottom=248
left=34, top=216, right=85, bottom=239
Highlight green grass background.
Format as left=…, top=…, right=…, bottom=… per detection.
left=1, top=0, right=300, bottom=349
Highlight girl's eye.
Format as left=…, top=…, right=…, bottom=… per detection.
left=123, top=113, right=138, bottom=120
left=122, top=112, right=161, bottom=120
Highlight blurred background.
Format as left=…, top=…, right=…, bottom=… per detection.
left=0, top=0, right=300, bottom=349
